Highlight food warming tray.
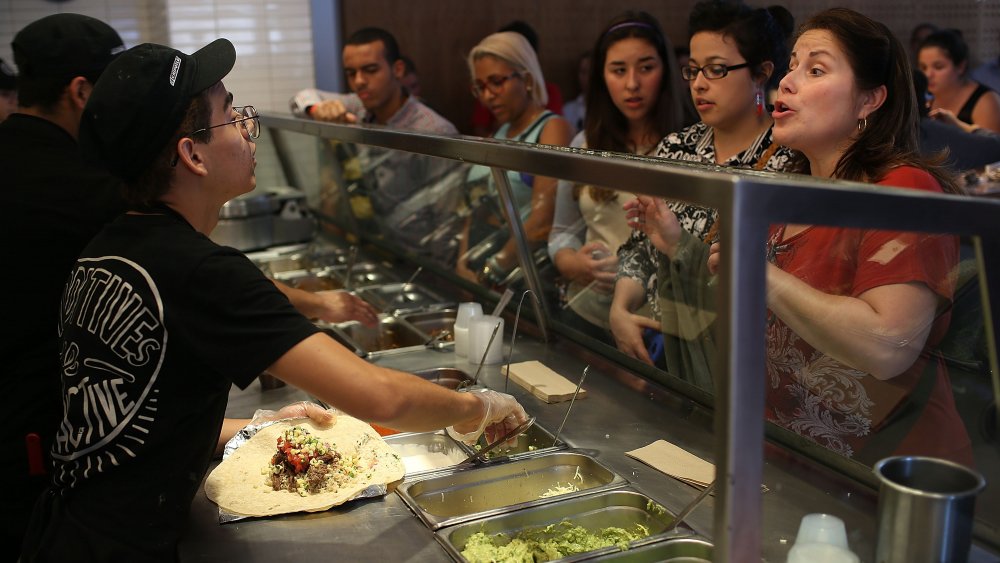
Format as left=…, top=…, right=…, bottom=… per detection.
left=412, top=368, right=476, bottom=390
left=256, top=249, right=347, bottom=275
left=436, top=489, right=694, bottom=563
left=397, top=452, right=626, bottom=530
left=316, top=324, right=364, bottom=356
left=335, top=316, right=427, bottom=356
left=400, top=309, right=456, bottom=348
left=383, top=431, right=470, bottom=478
left=275, top=268, right=343, bottom=291
left=355, top=283, right=450, bottom=314
left=330, top=262, right=397, bottom=288
left=590, top=536, right=713, bottom=562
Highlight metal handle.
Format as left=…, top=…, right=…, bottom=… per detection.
left=504, top=290, right=539, bottom=392
left=552, top=365, right=588, bottom=447
left=472, top=320, right=503, bottom=386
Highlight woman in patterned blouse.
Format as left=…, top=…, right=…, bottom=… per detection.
left=609, top=1, right=792, bottom=389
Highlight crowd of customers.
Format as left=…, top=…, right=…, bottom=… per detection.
left=287, top=2, right=986, bottom=471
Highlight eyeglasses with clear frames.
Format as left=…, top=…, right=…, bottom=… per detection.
left=681, top=62, right=750, bottom=81
left=171, top=105, right=259, bottom=167
left=470, top=72, right=521, bottom=98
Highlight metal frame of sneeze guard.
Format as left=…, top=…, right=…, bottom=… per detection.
left=259, top=113, right=1000, bottom=562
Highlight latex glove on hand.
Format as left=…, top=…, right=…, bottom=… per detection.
left=251, top=401, right=337, bottom=428
left=447, top=389, right=528, bottom=446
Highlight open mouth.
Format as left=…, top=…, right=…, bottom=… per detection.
left=772, top=100, right=793, bottom=117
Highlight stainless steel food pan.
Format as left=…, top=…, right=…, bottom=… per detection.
left=354, top=283, right=450, bottom=314
left=316, top=325, right=364, bottom=356
left=459, top=419, right=566, bottom=462
left=590, top=536, right=713, bottom=562
left=401, top=309, right=456, bottom=348
left=412, top=368, right=476, bottom=390
left=256, top=250, right=346, bottom=275
left=436, top=489, right=693, bottom=563
left=329, top=262, right=397, bottom=288
left=397, top=452, right=626, bottom=530
left=384, top=431, right=469, bottom=478
left=336, top=316, right=427, bottom=356
left=274, top=268, right=343, bottom=291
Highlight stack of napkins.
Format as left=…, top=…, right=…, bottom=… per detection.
left=625, top=440, right=714, bottom=489
left=503, top=360, right=587, bottom=404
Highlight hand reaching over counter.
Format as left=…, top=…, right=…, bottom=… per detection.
left=447, top=389, right=529, bottom=446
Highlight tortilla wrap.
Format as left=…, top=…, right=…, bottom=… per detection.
left=205, top=416, right=405, bottom=517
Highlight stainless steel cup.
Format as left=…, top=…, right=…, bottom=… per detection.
left=874, top=456, right=986, bottom=563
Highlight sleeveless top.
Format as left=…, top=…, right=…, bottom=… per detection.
left=957, top=83, right=992, bottom=124
left=467, top=110, right=558, bottom=213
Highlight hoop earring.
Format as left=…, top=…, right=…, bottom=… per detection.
left=755, top=89, right=764, bottom=116
left=857, top=117, right=867, bottom=132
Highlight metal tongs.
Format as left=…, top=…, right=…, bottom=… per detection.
left=458, top=416, right=536, bottom=467
left=664, top=480, right=716, bottom=532
left=424, top=328, right=452, bottom=349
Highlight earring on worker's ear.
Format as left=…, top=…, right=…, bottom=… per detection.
left=755, top=88, right=764, bottom=116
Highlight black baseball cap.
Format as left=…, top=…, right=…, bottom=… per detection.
left=12, top=13, right=125, bottom=81
left=0, top=59, right=15, bottom=91
left=80, top=39, right=236, bottom=182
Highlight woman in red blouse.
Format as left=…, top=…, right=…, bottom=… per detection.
left=756, top=8, right=972, bottom=465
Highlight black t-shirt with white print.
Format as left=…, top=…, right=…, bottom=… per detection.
left=51, top=212, right=318, bottom=555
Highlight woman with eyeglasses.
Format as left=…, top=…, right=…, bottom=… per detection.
left=457, top=32, right=572, bottom=285
left=609, top=1, right=792, bottom=388
left=546, top=11, right=683, bottom=339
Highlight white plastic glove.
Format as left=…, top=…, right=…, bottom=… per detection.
left=251, top=401, right=337, bottom=428
left=447, top=389, right=528, bottom=446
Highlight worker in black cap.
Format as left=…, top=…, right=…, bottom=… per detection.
left=21, top=38, right=526, bottom=562
left=0, top=58, right=16, bottom=122
left=2, top=14, right=380, bottom=558
left=0, top=13, right=126, bottom=560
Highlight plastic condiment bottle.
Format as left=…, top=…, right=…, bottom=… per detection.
left=786, top=514, right=860, bottom=563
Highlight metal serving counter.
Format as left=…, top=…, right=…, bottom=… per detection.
left=177, top=114, right=1000, bottom=561
left=179, top=336, right=872, bottom=562
left=176, top=237, right=1000, bottom=560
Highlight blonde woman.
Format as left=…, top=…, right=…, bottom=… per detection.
left=458, top=32, right=572, bottom=285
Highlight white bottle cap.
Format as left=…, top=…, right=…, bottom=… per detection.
left=787, top=514, right=859, bottom=563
